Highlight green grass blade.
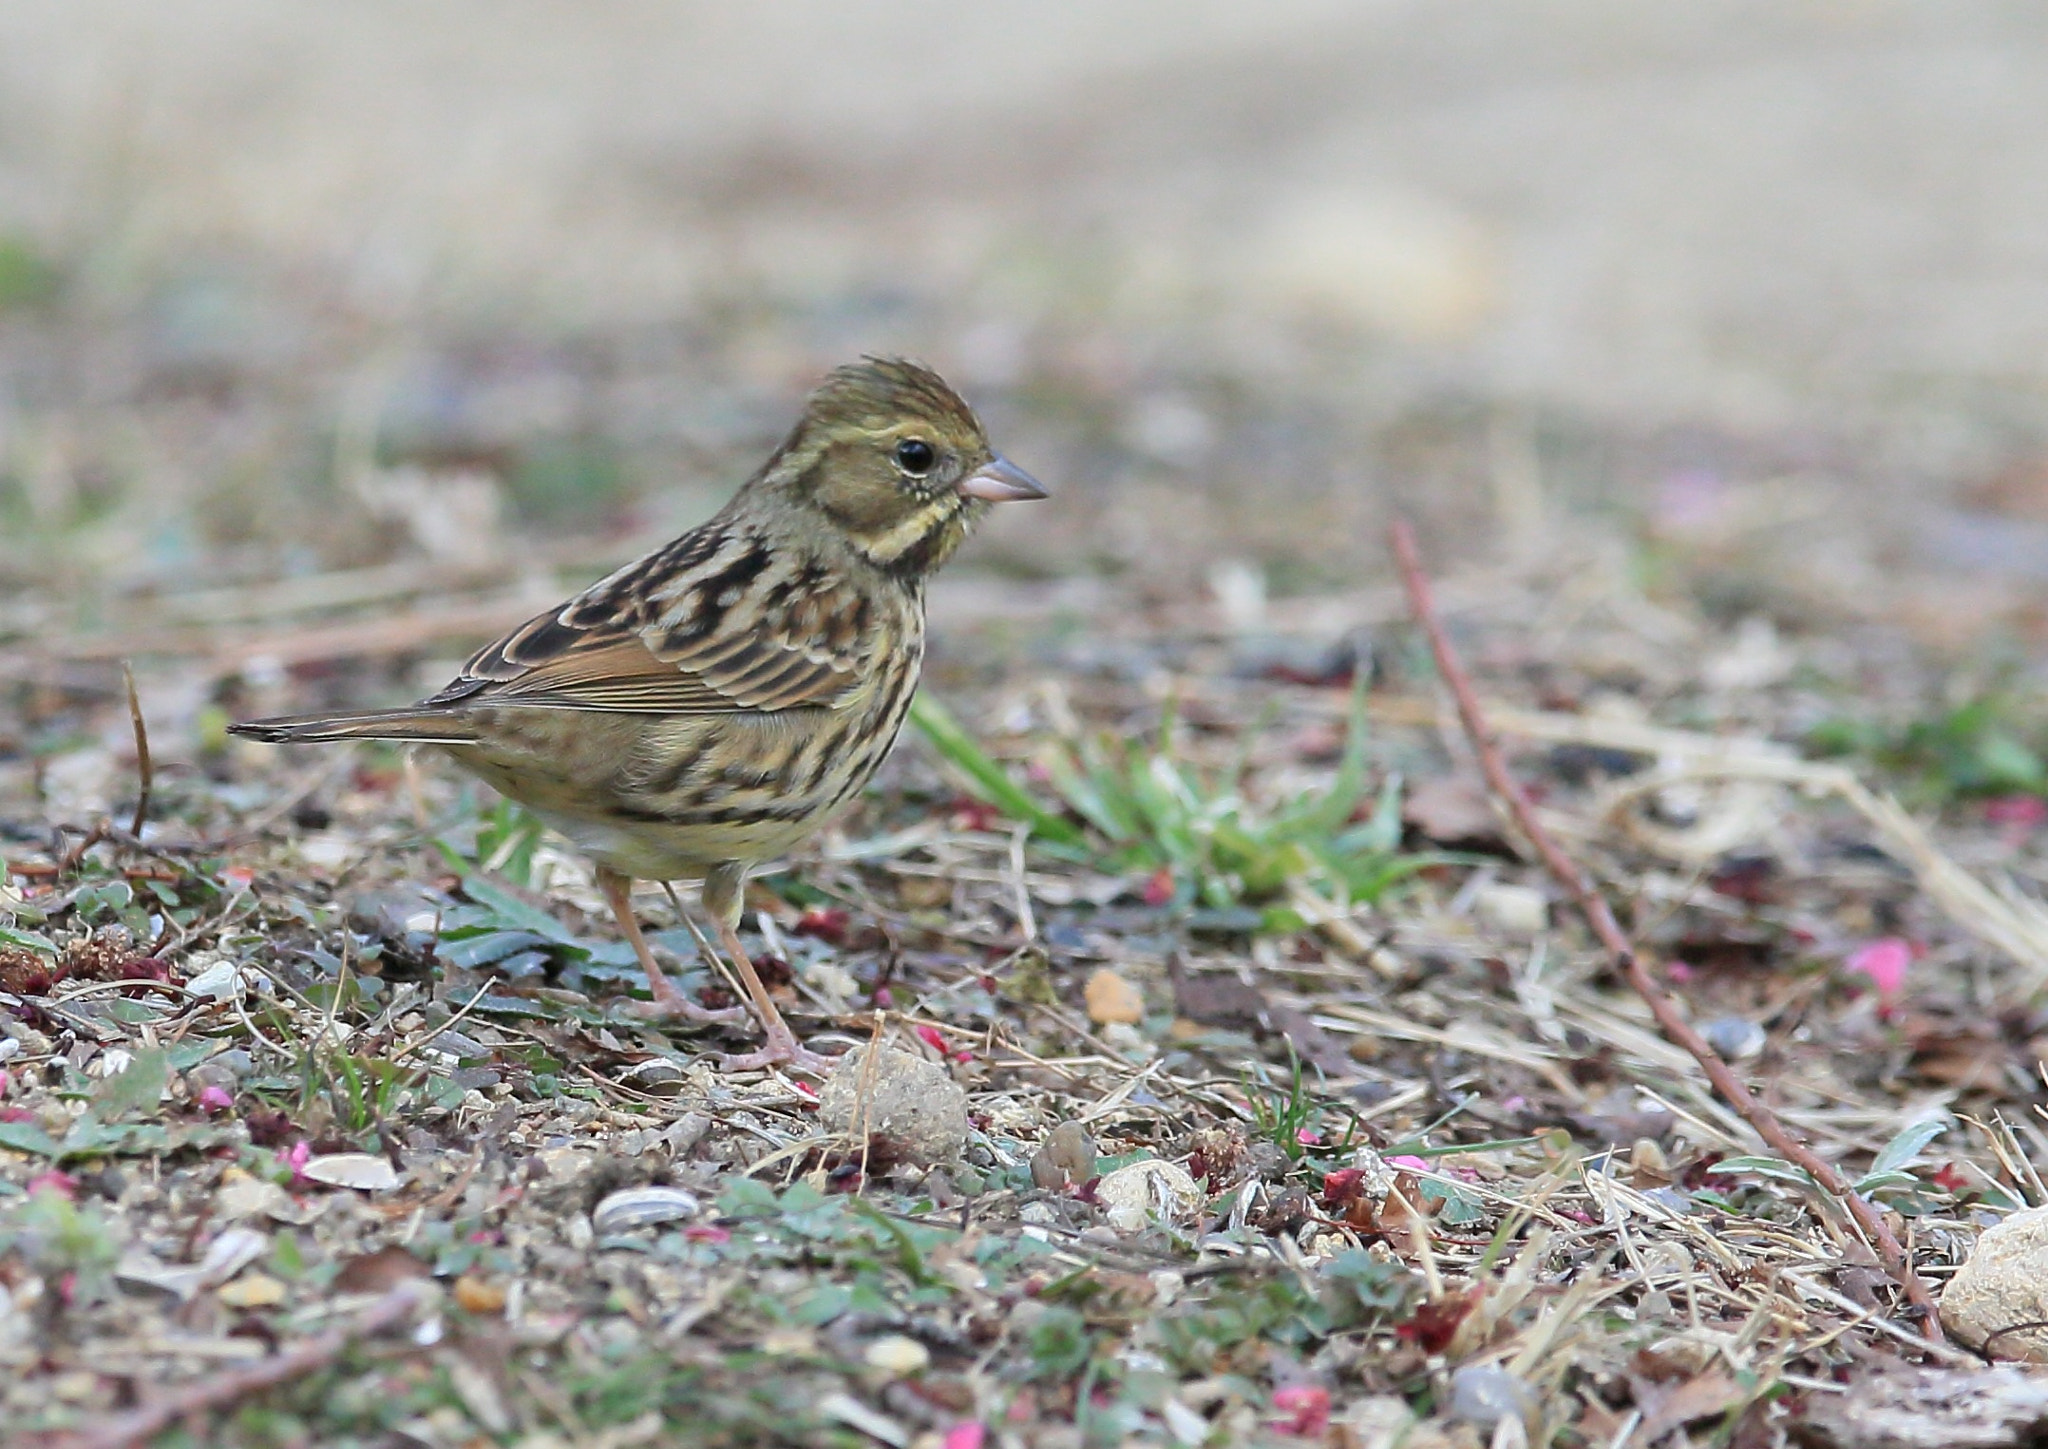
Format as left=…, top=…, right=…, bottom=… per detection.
left=908, top=693, right=1085, bottom=846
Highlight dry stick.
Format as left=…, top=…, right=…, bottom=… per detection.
left=1386, top=520, right=1944, bottom=1342
left=53, top=1280, right=428, bottom=1449
left=120, top=661, right=153, bottom=838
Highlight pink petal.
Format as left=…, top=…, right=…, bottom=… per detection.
left=1384, top=1155, right=1429, bottom=1173
left=1294, top=1127, right=1322, bottom=1146
left=914, top=1023, right=950, bottom=1055
left=941, top=1423, right=986, bottom=1449
left=1272, top=1384, right=1331, bottom=1436
left=1986, top=795, right=2048, bottom=829
left=1847, top=937, right=1912, bottom=999
left=198, top=1085, right=234, bottom=1112
left=26, top=1170, right=77, bottom=1200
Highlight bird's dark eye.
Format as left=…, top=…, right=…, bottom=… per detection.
left=894, top=439, right=936, bottom=477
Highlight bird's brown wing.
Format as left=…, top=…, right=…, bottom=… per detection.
left=425, top=530, right=872, bottom=715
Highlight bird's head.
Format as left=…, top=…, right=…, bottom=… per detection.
left=762, top=357, right=1046, bottom=576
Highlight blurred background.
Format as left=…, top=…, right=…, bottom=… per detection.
left=7, top=0, right=2048, bottom=764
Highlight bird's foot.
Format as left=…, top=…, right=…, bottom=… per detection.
left=715, top=1021, right=838, bottom=1076
left=624, top=985, right=750, bottom=1027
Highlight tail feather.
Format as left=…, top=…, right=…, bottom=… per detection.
left=227, top=707, right=478, bottom=746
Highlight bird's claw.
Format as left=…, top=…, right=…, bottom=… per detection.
left=715, top=1023, right=838, bottom=1076
left=625, top=987, right=750, bottom=1027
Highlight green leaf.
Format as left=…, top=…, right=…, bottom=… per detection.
left=460, top=877, right=580, bottom=945
left=0, top=1121, right=60, bottom=1156
left=1715, top=1154, right=1819, bottom=1188
left=0, top=924, right=56, bottom=955
left=1861, top=1115, right=1950, bottom=1187
left=909, top=693, right=1085, bottom=846
left=93, top=1048, right=169, bottom=1120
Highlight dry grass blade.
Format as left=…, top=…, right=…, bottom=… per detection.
left=49, top=1281, right=429, bottom=1449
left=1387, top=517, right=1946, bottom=1342
left=120, top=661, right=152, bottom=838
left=1596, top=757, right=2048, bottom=981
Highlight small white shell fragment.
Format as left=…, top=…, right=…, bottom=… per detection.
left=88, top=1048, right=135, bottom=1079
left=300, top=1153, right=401, bottom=1191
left=590, top=1185, right=701, bottom=1234
left=862, top=1334, right=930, bottom=1376
left=130, top=1226, right=273, bottom=1300
left=619, top=1057, right=688, bottom=1094
left=184, top=959, right=244, bottom=1001
left=818, top=1392, right=908, bottom=1447
left=1095, top=1159, right=1204, bottom=1232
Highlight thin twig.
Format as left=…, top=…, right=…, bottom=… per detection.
left=51, top=1280, right=428, bottom=1449
left=121, top=661, right=153, bottom=838
left=1387, top=519, right=1944, bottom=1341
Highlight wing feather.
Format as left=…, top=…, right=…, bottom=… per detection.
left=429, top=528, right=869, bottom=715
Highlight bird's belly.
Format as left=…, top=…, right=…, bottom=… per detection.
left=435, top=700, right=895, bottom=882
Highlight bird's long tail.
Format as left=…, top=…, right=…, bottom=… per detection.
left=227, top=707, right=479, bottom=746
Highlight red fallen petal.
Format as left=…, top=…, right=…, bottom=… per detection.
left=794, top=908, right=850, bottom=944
left=1320, top=1168, right=1367, bottom=1206
left=949, top=798, right=1004, bottom=833
left=1142, top=866, right=1176, bottom=907
left=1271, top=1384, right=1331, bottom=1437
left=914, top=1023, right=950, bottom=1055
left=941, top=1423, right=987, bottom=1449
left=26, top=1170, right=77, bottom=1200
left=683, top=1224, right=731, bottom=1243
left=1933, top=1162, right=1969, bottom=1194
left=1397, top=1287, right=1483, bottom=1354
left=791, top=1081, right=819, bottom=1101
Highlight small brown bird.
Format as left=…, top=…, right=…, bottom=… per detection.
left=232, top=358, right=1045, bottom=1070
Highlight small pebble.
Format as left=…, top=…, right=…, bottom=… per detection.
left=1031, top=1121, right=1097, bottom=1190
left=863, top=1334, right=930, bottom=1376
left=454, top=1274, right=508, bottom=1315
left=1095, top=1159, right=1203, bottom=1232
left=818, top=1045, right=969, bottom=1166
left=1084, top=969, right=1144, bottom=1025
left=216, top=1273, right=287, bottom=1309
left=1700, top=1015, right=1766, bottom=1061
left=1448, top=1364, right=1533, bottom=1430
left=1474, top=884, right=1548, bottom=937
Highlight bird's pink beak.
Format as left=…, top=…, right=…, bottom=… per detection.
left=958, top=456, right=1048, bottom=503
